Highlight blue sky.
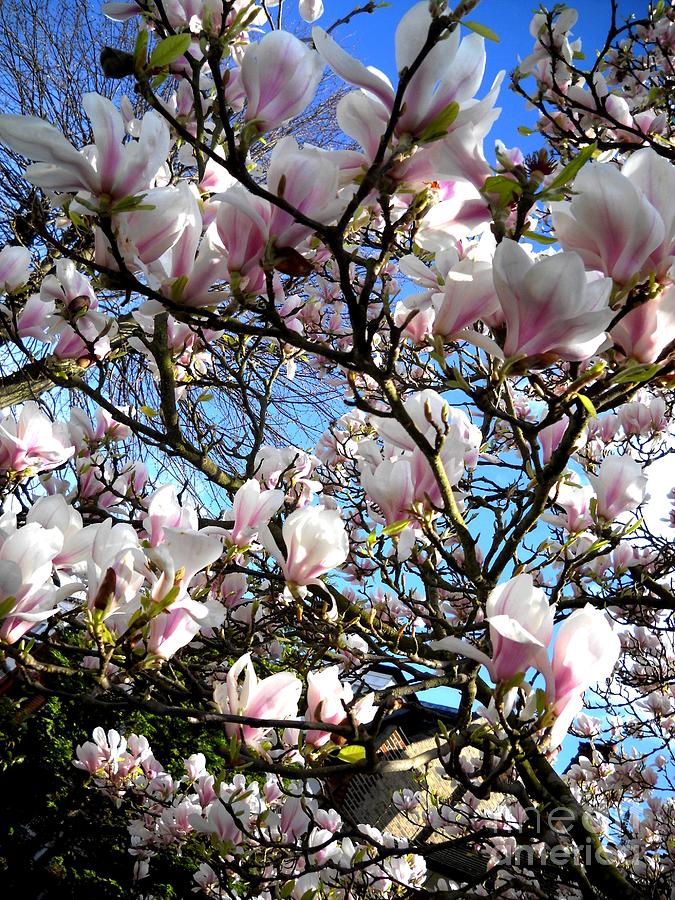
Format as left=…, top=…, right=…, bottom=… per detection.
left=308, top=0, right=640, bottom=153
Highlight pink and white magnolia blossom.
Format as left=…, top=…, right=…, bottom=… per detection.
left=198, top=155, right=235, bottom=194
left=266, top=137, right=343, bottom=246
left=394, top=240, right=501, bottom=346
left=146, top=598, right=211, bottom=660
left=431, top=253, right=501, bottom=342
left=618, top=399, right=655, bottom=436
left=86, top=519, right=145, bottom=623
left=215, top=186, right=272, bottom=294
left=302, top=666, right=376, bottom=747
left=190, top=784, right=248, bottom=847
left=114, top=182, right=200, bottom=266
left=398, top=248, right=467, bottom=290
left=18, top=259, right=116, bottom=360
left=393, top=292, right=436, bottom=344
left=73, top=726, right=129, bottom=777
left=142, top=484, right=198, bottom=548
left=618, top=396, right=667, bottom=436
left=611, top=283, right=675, bottom=363
left=103, top=0, right=261, bottom=33
left=132, top=195, right=231, bottom=307
left=538, top=415, right=570, bottom=465
left=240, top=31, right=323, bottom=133
left=0, top=402, right=74, bottom=477
left=139, top=528, right=223, bottom=657
left=0, top=244, right=31, bottom=292
left=263, top=506, right=349, bottom=587
left=0, top=93, right=170, bottom=199
left=519, top=7, right=580, bottom=76
left=69, top=406, right=131, bottom=450
left=228, top=479, right=284, bottom=549
left=432, top=574, right=555, bottom=685
left=371, top=389, right=481, bottom=467
left=369, top=390, right=481, bottom=508
left=586, top=412, right=620, bottom=447
left=314, top=4, right=489, bottom=140
left=359, top=453, right=416, bottom=525
left=213, top=653, right=303, bottom=748
left=215, top=138, right=342, bottom=293
left=254, top=445, right=322, bottom=503
left=493, top=240, right=613, bottom=362
left=547, top=477, right=595, bottom=534
left=26, top=494, right=98, bottom=571
left=314, top=6, right=502, bottom=193
left=547, top=604, right=621, bottom=747
left=0, top=522, right=65, bottom=644
left=589, top=455, right=649, bottom=522
left=216, top=572, right=248, bottom=609
left=551, top=147, right=675, bottom=285
left=145, top=527, right=223, bottom=602
left=413, top=181, right=491, bottom=252
left=484, top=574, right=555, bottom=682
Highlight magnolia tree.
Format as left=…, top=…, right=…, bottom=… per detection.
left=0, top=0, right=674, bottom=897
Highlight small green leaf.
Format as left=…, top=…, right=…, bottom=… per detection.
left=68, top=210, right=86, bottom=228
left=482, top=174, right=523, bottom=205
left=517, top=125, right=534, bottom=136
left=149, top=33, right=191, bottom=68
left=544, top=143, right=597, bottom=192
left=170, top=274, right=189, bottom=301
left=611, top=362, right=662, bottom=385
left=499, top=671, right=525, bottom=694
left=109, top=194, right=150, bottom=214
left=418, top=101, right=460, bottom=143
left=585, top=537, right=610, bottom=555
left=575, top=393, right=598, bottom=418
left=0, top=596, right=17, bottom=619
left=381, top=519, right=410, bottom=538
left=152, top=583, right=181, bottom=614
left=483, top=175, right=521, bottom=192
left=338, top=745, right=366, bottom=763
left=620, top=517, right=644, bottom=537
left=463, top=20, right=500, bottom=43
left=134, top=29, right=149, bottom=67
left=451, top=365, right=473, bottom=394
left=523, top=230, right=557, bottom=245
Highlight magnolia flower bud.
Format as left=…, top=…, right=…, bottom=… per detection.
left=298, top=0, right=323, bottom=23
left=241, top=32, right=323, bottom=133
left=0, top=244, right=31, bottom=291
left=263, top=506, right=349, bottom=586
left=589, top=456, right=649, bottom=522
left=548, top=605, right=621, bottom=747
left=485, top=573, right=555, bottom=682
